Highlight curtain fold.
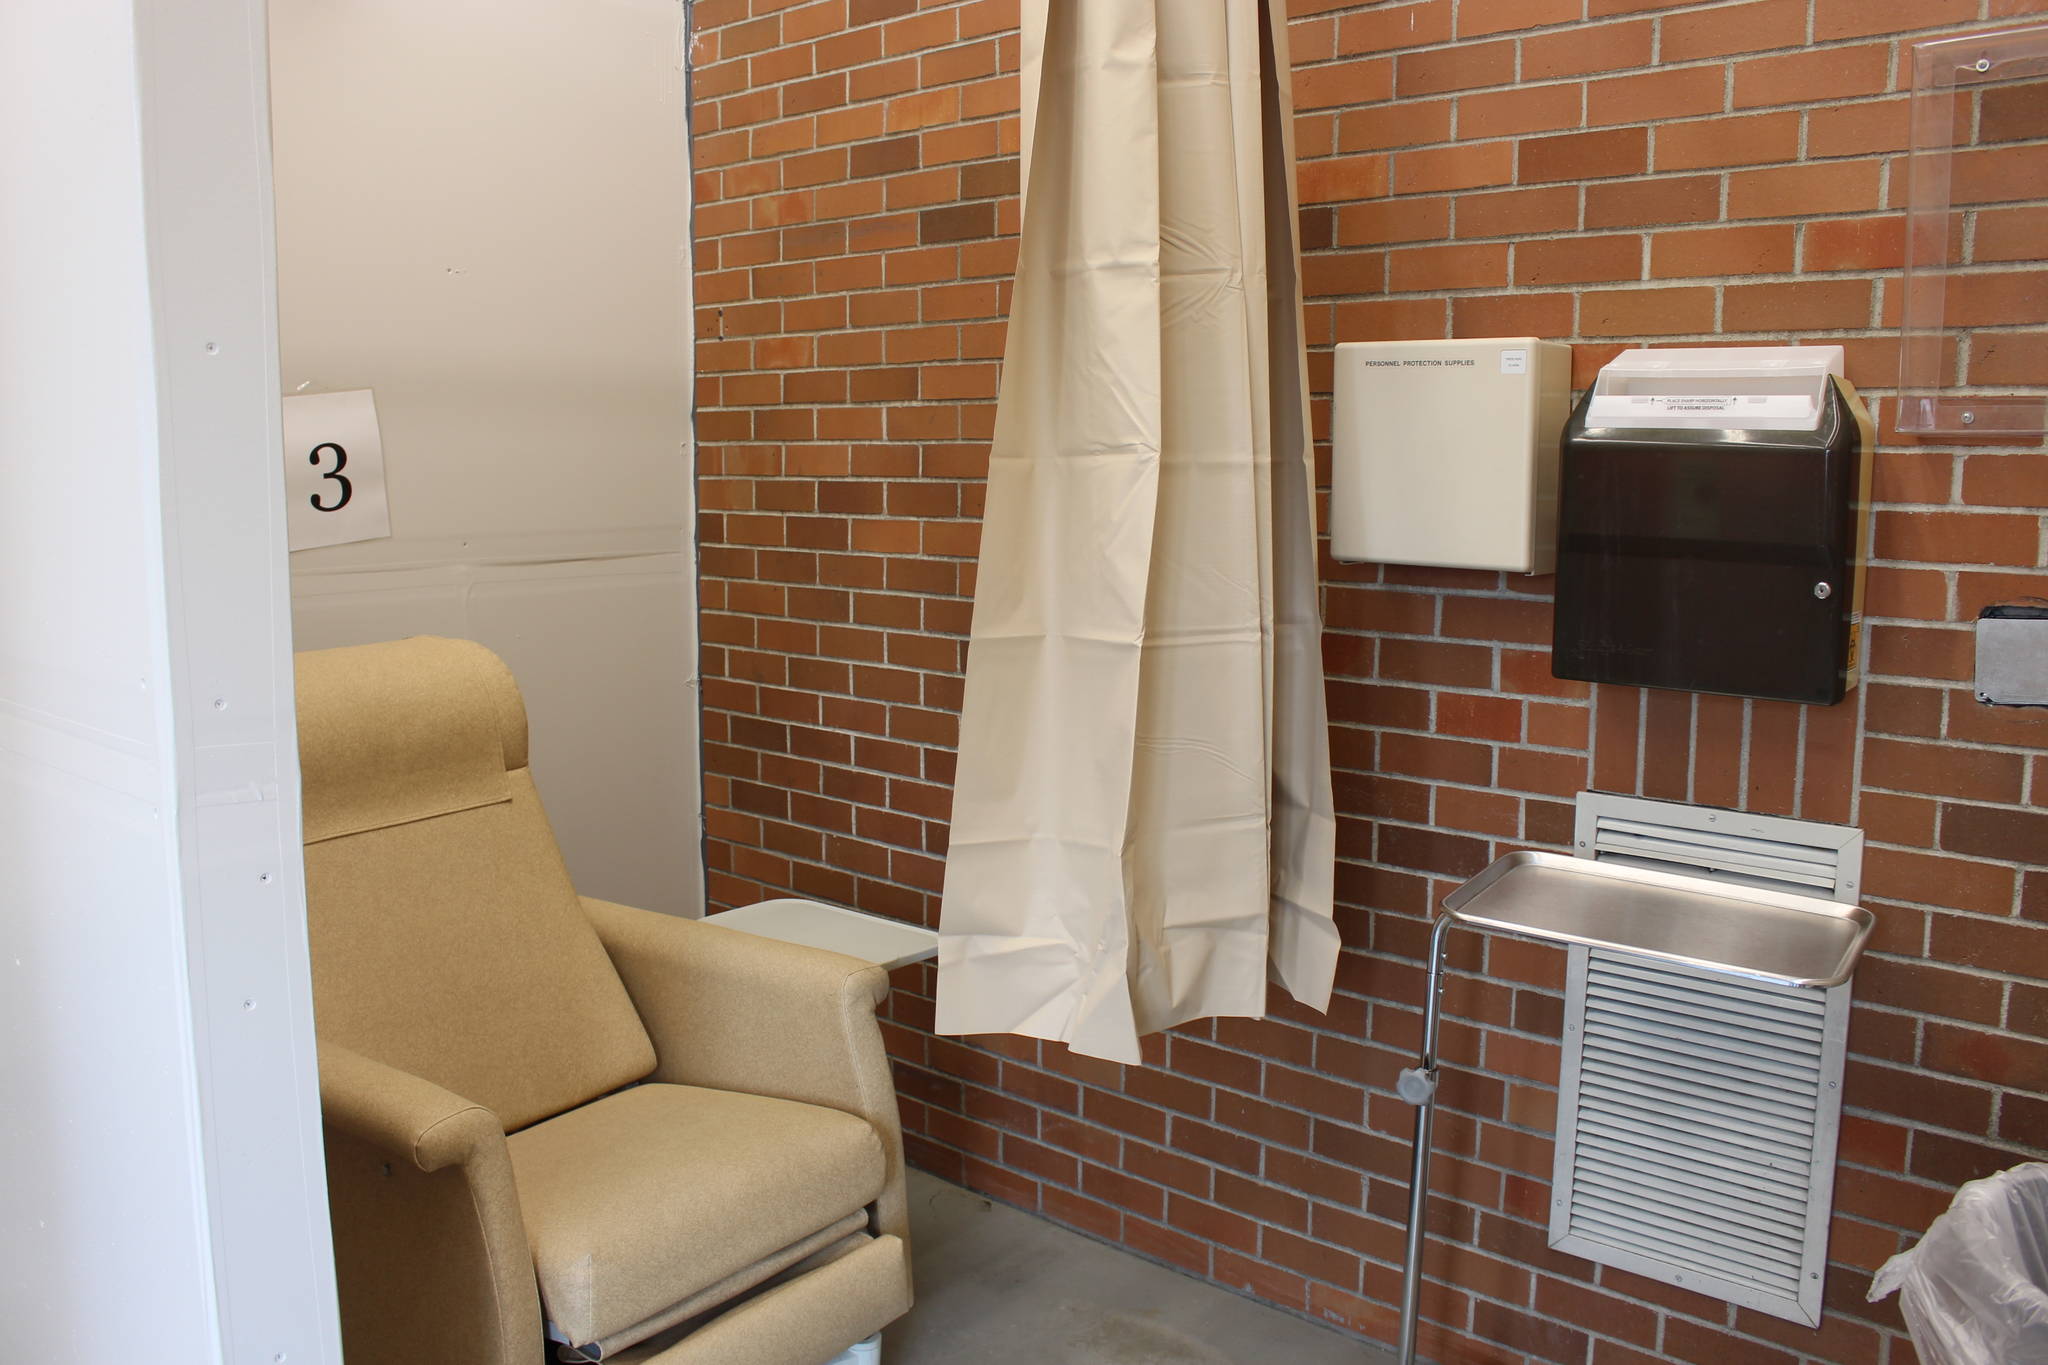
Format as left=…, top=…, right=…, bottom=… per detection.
left=936, top=0, right=1338, bottom=1065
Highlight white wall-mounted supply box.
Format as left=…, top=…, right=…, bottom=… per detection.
left=1331, top=337, right=1572, bottom=574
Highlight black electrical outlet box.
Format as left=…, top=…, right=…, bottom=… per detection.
left=1551, top=373, right=1872, bottom=706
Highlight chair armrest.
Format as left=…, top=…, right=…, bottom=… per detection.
left=317, top=1041, right=543, bottom=1365
left=580, top=897, right=910, bottom=1243
left=318, top=1040, right=502, bottom=1172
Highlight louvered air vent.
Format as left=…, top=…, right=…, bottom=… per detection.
left=1578, top=793, right=1863, bottom=901
left=1553, top=794, right=1860, bottom=1326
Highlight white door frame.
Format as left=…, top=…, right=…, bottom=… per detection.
left=137, top=0, right=342, bottom=1358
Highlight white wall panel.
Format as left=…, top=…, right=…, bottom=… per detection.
left=270, top=0, right=702, bottom=914
left=2, top=2, right=341, bottom=1360
left=0, top=4, right=218, bottom=1355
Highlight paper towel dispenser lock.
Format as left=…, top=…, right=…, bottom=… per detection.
left=1551, top=346, right=1875, bottom=706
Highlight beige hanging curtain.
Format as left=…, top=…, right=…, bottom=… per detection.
left=936, top=0, right=1338, bottom=1064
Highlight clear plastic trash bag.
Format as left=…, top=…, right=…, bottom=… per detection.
left=1869, top=1161, right=2048, bottom=1365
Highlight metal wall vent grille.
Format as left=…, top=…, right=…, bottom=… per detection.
left=1581, top=818, right=1859, bottom=900
left=1553, top=794, right=1859, bottom=1326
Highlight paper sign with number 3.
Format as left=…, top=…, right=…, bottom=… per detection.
left=281, top=388, right=393, bottom=551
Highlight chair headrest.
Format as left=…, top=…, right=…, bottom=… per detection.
left=295, top=636, right=528, bottom=844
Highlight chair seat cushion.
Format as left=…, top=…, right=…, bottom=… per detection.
left=506, top=1082, right=886, bottom=1349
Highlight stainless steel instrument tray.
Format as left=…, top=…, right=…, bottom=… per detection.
left=1440, top=850, right=1874, bottom=988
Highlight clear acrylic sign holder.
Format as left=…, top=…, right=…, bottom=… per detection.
left=1895, top=24, right=2048, bottom=437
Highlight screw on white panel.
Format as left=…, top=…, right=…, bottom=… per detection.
left=258, top=872, right=272, bottom=884
left=213, top=697, right=228, bottom=711
left=204, top=342, right=220, bottom=355
left=242, top=999, right=256, bottom=1011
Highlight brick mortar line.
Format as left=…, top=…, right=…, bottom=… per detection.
left=693, top=26, right=1021, bottom=81
left=704, top=189, right=1970, bottom=243
left=704, top=72, right=1917, bottom=145
left=1311, top=608, right=1987, bottom=646
left=1850, top=984, right=2041, bottom=1033
left=702, top=64, right=1017, bottom=105
left=699, top=231, right=2027, bottom=302
left=701, top=692, right=960, bottom=716
left=703, top=104, right=2045, bottom=187
left=1291, top=0, right=1842, bottom=28
left=1861, top=768, right=2048, bottom=797
left=1284, top=20, right=2012, bottom=74
left=1312, top=282, right=1888, bottom=304
left=1857, top=1021, right=2039, bottom=1071
left=702, top=547, right=981, bottom=566
left=1360, top=706, right=2031, bottom=753
left=1304, top=90, right=1934, bottom=136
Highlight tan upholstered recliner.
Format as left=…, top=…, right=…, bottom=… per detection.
left=297, top=636, right=911, bottom=1365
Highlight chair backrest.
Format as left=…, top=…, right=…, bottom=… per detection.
left=297, top=636, right=654, bottom=1131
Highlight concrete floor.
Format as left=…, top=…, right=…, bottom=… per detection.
left=884, top=1171, right=1390, bottom=1365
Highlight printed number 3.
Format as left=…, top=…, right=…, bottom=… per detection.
left=309, top=441, right=353, bottom=512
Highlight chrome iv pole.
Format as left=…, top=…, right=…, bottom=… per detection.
left=1394, top=912, right=1456, bottom=1365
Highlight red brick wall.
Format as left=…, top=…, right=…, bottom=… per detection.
left=689, top=2, right=2048, bottom=1361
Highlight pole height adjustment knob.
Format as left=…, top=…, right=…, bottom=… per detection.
left=1396, top=1066, right=1437, bottom=1105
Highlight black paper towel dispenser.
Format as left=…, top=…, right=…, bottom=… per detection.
left=1552, top=346, right=1874, bottom=706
